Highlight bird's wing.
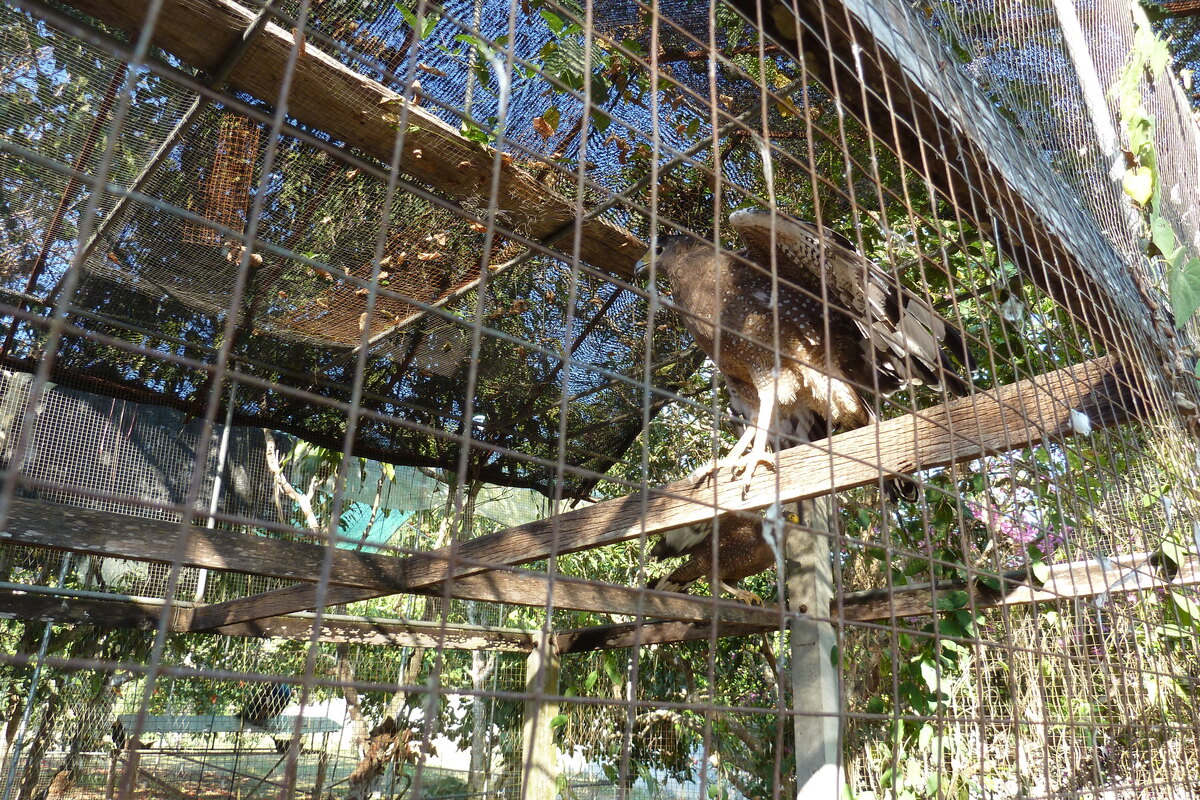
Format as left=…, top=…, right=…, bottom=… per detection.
left=729, top=208, right=886, bottom=321
left=651, top=522, right=711, bottom=560
left=730, top=208, right=971, bottom=394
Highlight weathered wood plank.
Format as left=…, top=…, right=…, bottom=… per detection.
left=193, top=569, right=781, bottom=629
left=0, top=592, right=177, bottom=630
left=398, top=357, right=1136, bottom=586
left=1, top=357, right=1139, bottom=628
left=4, top=545, right=1191, bottom=651
left=59, top=0, right=643, bottom=276
left=553, top=550, right=1200, bottom=650
left=163, top=356, right=1135, bottom=624
left=840, top=551, right=1200, bottom=622
left=520, top=635, right=560, bottom=800
left=555, top=619, right=773, bottom=653
left=0, top=592, right=538, bottom=650
left=0, top=499, right=780, bottom=627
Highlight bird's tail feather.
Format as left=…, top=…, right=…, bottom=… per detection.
left=652, top=575, right=693, bottom=594
left=884, top=476, right=919, bottom=503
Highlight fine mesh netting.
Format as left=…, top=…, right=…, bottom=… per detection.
left=4, top=0, right=1200, bottom=798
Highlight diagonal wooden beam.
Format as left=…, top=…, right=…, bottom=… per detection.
left=4, top=543, right=1191, bottom=653
left=55, top=0, right=643, bottom=277
left=187, top=355, right=1139, bottom=626
left=0, top=499, right=781, bottom=628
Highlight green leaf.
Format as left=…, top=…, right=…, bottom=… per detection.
left=918, top=658, right=940, bottom=694
left=542, top=104, right=561, bottom=133
left=1161, top=536, right=1190, bottom=566
left=917, top=723, right=934, bottom=752
left=1031, top=561, right=1051, bottom=584
left=539, top=8, right=565, bottom=34
left=549, top=714, right=568, bottom=729
left=422, top=10, right=441, bottom=38
left=1127, top=110, right=1153, bottom=155
left=1157, top=623, right=1193, bottom=638
left=1170, top=257, right=1200, bottom=327
left=1147, top=35, right=1172, bottom=79
left=1152, top=215, right=1177, bottom=255
left=977, top=574, right=1002, bottom=592
left=932, top=590, right=970, bottom=611
left=1170, top=591, right=1200, bottom=627
left=603, top=658, right=622, bottom=688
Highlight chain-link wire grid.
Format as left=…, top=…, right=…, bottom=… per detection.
left=2, top=0, right=1200, bottom=798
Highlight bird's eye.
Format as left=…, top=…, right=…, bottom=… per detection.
left=654, top=243, right=665, bottom=257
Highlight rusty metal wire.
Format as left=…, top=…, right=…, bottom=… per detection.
left=2, top=0, right=1200, bottom=798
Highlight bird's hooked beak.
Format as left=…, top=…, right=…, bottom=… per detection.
left=633, top=237, right=668, bottom=280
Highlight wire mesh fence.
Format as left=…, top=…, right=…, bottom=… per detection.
left=2, top=0, right=1200, bottom=798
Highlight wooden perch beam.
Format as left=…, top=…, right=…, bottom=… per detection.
left=0, top=499, right=780, bottom=629
left=4, top=545, right=1190, bottom=653
left=837, top=550, right=1198, bottom=622
left=556, top=550, right=1200, bottom=652
left=59, top=0, right=643, bottom=277
left=0, top=591, right=538, bottom=650
left=195, top=355, right=1136, bottom=623
left=3, top=355, right=1138, bottom=631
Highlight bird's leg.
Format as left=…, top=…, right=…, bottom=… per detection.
left=688, top=424, right=757, bottom=484
left=719, top=387, right=776, bottom=485
left=718, top=580, right=765, bottom=606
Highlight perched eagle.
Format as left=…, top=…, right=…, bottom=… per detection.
left=654, top=208, right=972, bottom=483
left=238, top=683, right=293, bottom=728
left=650, top=512, right=780, bottom=604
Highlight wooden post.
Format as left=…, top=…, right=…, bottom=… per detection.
left=520, top=633, right=560, bottom=800
left=309, top=752, right=328, bottom=800
left=787, top=497, right=842, bottom=798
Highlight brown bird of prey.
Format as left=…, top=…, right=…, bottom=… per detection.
left=651, top=512, right=779, bottom=605
left=654, top=208, right=972, bottom=484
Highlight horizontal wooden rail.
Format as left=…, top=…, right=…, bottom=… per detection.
left=3, top=545, right=1190, bottom=653
left=556, top=549, right=1199, bottom=651
left=0, top=499, right=780, bottom=628
left=0, top=592, right=537, bottom=651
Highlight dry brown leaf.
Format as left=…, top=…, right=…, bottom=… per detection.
left=532, top=116, right=554, bottom=139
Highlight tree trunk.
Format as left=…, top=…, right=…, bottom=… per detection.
left=343, top=718, right=411, bottom=800
left=17, top=690, right=64, bottom=800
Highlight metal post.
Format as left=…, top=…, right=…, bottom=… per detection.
left=787, top=497, right=842, bottom=798
left=0, top=556, right=73, bottom=800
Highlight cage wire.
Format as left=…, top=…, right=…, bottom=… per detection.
left=2, top=0, right=1200, bottom=798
